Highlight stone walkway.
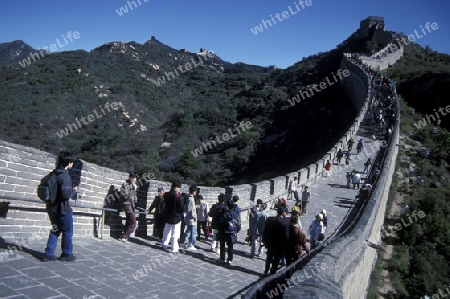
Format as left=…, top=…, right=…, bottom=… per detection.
left=0, top=116, right=384, bottom=299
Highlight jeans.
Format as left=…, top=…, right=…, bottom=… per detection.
left=183, top=224, right=197, bottom=247
left=45, top=211, right=73, bottom=257
left=121, top=212, right=136, bottom=240
left=162, top=222, right=181, bottom=253
left=251, top=234, right=262, bottom=255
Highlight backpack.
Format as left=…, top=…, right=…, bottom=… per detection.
left=220, top=208, right=240, bottom=234
left=37, top=170, right=59, bottom=204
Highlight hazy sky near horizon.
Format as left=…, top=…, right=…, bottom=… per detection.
left=1, top=0, right=449, bottom=68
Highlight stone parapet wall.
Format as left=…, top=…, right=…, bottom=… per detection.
left=360, top=46, right=404, bottom=71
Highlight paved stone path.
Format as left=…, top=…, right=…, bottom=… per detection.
left=0, top=115, right=384, bottom=299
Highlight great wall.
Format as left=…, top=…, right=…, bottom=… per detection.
left=0, top=16, right=402, bottom=298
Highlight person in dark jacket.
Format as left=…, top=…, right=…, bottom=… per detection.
left=147, top=187, right=165, bottom=242
left=41, top=151, right=78, bottom=262
left=208, top=193, right=225, bottom=254
left=161, top=180, right=182, bottom=253
left=262, top=207, right=289, bottom=274
left=218, top=198, right=240, bottom=265
left=119, top=172, right=138, bottom=244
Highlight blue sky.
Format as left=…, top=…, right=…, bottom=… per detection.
left=1, top=0, right=449, bottom=68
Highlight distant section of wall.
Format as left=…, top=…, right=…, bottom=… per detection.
left=340, top=55, right=370, bottom=110
left=360, top=45, right=404, bottom=70
left=283, top=54, right=400, bottom=299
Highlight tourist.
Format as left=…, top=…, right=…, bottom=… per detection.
left=250, top=203, right=267, bottom=258
left=182, top=185, right=198, bottom=250
left=41, top=151, right=78, bottom=262
left=120, top=172, right=138, bottom=244
left=286, top=215, right=310, bottom=267
left=301, top=186, right=311, bottom=214
left=161, top=180, right=183, bottom=253
left=147, top=187, right=165, bottom=242
left=196, top=194, right=209, bottom=241
left=263, top=207, right=289, bottom=275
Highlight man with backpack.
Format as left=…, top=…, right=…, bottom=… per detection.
left=41, top=151, right=78, bottom=262
left=218, top=198, right=240, bottom=265
left=120, top=172, right=138, bottom=244
left=147, top=187, right=166, bottom=242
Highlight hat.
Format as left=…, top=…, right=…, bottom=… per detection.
left=129, top=172, right=137, bottom=178
left=157, top=187, right=164, bottom=192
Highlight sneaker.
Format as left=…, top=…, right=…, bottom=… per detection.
left=40, top=255, right=57, bottom=262
left=257, top=253, right=262, bottom=257
left=226, top=260, right=232, bottom=265
left=121, top=238, right=130, bottom=244
left=59, top=254, right=76, bottom=262
left=187, top=246, right=197, bottom=251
